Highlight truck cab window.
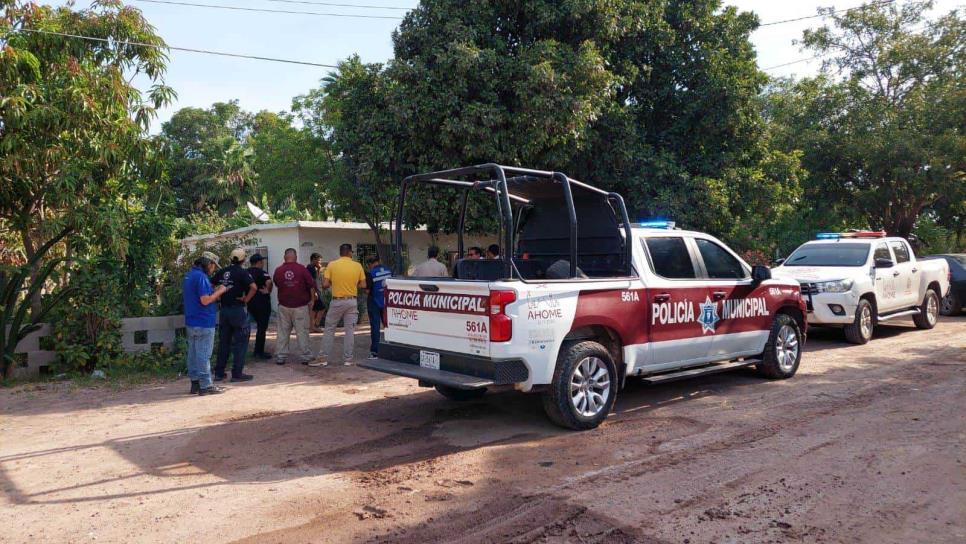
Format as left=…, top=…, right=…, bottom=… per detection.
left=643, top=237, right=696, bottom=279
left=890, top=241, right=910, bottom=263
left=695, top=239, right=747, bottom=279
left=873, top=243, right=891, bottom=262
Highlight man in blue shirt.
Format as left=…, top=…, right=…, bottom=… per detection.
left=365, top=255, right=392, bottom=359
left=183, top=252, right=228, bottom=395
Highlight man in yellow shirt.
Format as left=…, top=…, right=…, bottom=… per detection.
left=314, top=243, right=366, bottom=366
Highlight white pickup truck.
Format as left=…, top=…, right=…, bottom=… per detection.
left=772, top=232, right=950, bottom=344
left=361, top=164, right=808, bottom=430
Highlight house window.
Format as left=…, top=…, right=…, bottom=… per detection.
left=357, top=243, right=406, bottom=268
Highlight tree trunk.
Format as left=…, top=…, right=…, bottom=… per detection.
left=20, top=227, right=43, bottom=319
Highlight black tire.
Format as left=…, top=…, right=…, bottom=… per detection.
left=434, top=385, right=487, bottom=402
left=913, top=289, right=940, bottom=329
left=844, top=298, right=874, bottom=344
left=542, top=341, right=618, bottom=431
left=939, top=291, right=962, bottom=317
left=756, top=313, right=803, bottom=379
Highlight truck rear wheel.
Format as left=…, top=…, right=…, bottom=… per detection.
left=756, top=313, right=802, bottom=379
left=912, top=289, right=940, bottom=329
left=542, top=341, right=617, bottom=430
left=434, top=385, right=487, bottom=402
left=844, top=299, right=874, bottom=344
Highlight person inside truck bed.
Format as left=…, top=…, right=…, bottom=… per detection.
left=485, top=244, right=501, bottom=259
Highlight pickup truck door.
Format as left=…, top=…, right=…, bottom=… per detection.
left=872, top=242, right=901, bottom=312
left=889, top=240, right=918, bottom=309
left=639, top=236, right=714, bottom=369
left=692, top=238, right=771, bottom=361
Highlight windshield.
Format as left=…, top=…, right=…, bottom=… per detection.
left=784, top=243, right=870, bottom=267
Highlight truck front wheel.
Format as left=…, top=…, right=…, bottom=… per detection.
left=912, top=289, right=940, bottom=329
left=756, top=313, right=803, bottom=379
left=542, top=341, right=618, bottom=430
left=844, top=299, right=874, bottom=344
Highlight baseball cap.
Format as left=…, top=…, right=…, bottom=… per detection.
left=250, top=254, right=265, bottom=265
left=230, top=247, right=247, bottom=263
left=202, top=251, right=220, bottom=266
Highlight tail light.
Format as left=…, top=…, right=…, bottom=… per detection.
left=489, top=289, right=516, bottom=342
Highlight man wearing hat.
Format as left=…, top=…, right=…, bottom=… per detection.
left=212, top=247, right=257, bottom=382
left=247, top=254, right=273, bottom=360
left=183, top=251, right=228, bottom=395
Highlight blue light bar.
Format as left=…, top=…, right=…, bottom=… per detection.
left=639, top=220, right=675, bottom=229
left=816, top=232, right=840, bottom=239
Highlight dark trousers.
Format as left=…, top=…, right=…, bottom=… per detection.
left=249, top=305, right=271, bottom=355
left=215, top=305, right=250, bottom=378
left=367, top=299, right=383, bottom=355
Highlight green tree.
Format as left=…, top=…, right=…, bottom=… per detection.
left=294, top=57, right=403, bottom=255
left=250, top=110, right=327, bottom=215
left=770, top=1, right=966, bottom=239
left=160, top=100, right=256, bottom=216
left=0, top=0, right=174, bottom=314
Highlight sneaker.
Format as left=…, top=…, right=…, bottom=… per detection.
left=367, top=353, right=378, bottom=360
left=307, top=360, right=327, bottom=367
left=199, top=385, right=226, bottom=395
left=230, top=374, right=254, bottom=382
left=213, top=374, right=226, bottom=382
left=189, top=380, right=200, bottom=394
left=276, top=359, right=287, bottom=366
left=255, top=352, right=273, bottom=360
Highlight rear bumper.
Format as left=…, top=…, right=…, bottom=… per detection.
left=360, top=342, right=529, bottom=389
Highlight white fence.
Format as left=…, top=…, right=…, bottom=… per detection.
left=10, top=315, right=185, bottom=379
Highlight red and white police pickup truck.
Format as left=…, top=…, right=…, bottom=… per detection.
left=361, top=165, right=807, bottom=429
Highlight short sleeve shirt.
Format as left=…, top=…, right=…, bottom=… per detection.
left=183, top=267, right=216, bottom=328
left=248, top=267, right=271, bottom=310
left=212, top=264, right=253, bottom=307
left=273, top=262, right=315, bottom=308
left=324, top=257, right=366, bottom=298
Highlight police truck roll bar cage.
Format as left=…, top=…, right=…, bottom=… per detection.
left=393, top=163, right=634, bottom=280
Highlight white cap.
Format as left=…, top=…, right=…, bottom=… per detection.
left=230, top=247, right=247, bottom=264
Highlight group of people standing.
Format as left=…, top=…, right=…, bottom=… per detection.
left=181, top=244, right=391, bottom=396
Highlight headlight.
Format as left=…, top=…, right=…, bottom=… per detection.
left=813, top=279, right=854, bottom=293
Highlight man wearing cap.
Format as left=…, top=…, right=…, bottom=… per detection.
left=212, top=248, right=257, bottom=382
left=247, top=254, right=273, bottom=360
left=183, top=252, right=228, bottom=395
left=365, top=255, right=392, bottom=359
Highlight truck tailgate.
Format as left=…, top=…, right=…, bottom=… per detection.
left=384, top=279, right=492, bottom=357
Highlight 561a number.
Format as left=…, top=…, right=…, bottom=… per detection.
left=466, top=321, right=488, bottom=334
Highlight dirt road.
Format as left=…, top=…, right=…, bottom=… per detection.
left=2, top=318, right=964, bottom=543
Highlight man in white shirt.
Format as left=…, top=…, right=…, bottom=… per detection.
left=410, top=246, right=448, bottom=277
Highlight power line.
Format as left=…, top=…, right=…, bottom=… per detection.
left=762, top=56, right=821, bottom=71
left=130, top=0, right=404, bottom=20
left=759, top=0, right=896, bottom=27
left=9, top=28, right=340, bottom=68
left=261, top=0, right=414, bottom=10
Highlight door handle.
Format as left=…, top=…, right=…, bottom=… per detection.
left=892, top=271, right=901, bottom=277
left=712, top=291, right=727, bottom=300
left=653, top=293, right=670, bottom=303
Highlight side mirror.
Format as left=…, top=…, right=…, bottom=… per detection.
left=752, top=265, right=772, bottom=283
left=874, top=258, right=894, bottom=269
left=772, top=257, right=786, bottom=267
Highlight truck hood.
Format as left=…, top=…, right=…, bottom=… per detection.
left=771, top=266, right=865, bottom=283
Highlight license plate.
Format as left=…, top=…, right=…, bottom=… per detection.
left=419, top=350, right=440, bottom=370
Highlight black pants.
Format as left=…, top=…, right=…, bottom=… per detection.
left=249, top=304, right=271, bottom=355
left=215, top=305, right=250, bottom=378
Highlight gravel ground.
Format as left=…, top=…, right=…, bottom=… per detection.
left=1, top=317, right=964, bottom=543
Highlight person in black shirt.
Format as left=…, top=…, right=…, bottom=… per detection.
left=247, top=254, right=273, bottom=360
left=212, top=248, right=257, bottom=382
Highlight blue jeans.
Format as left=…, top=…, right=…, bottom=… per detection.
left=215, top=305, right=251, bottom=378
left=367, top=299, right=383, bottom=355
left=186, top=326, right=216, bottom=388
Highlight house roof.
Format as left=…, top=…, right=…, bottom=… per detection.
left=180, top=220, right=387, bottom=243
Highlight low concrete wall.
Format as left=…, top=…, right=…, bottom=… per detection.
left=10, top=315, right=185, bottom=379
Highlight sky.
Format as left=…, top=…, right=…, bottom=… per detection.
left=46, top=0, right=964, bottom=132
